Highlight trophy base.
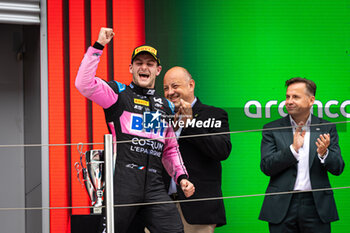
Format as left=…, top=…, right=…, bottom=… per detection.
left=91, top=207, right=102, bottom=215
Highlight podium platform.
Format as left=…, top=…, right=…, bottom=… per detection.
left=71, top=215, right=103, bottom=233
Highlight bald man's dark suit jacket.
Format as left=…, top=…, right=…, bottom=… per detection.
left=165, top=99, right=232, bottom=227
left=259, top=114, right=345, bottom=224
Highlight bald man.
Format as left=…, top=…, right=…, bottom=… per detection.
left=163, top=67, right=232, bottom=233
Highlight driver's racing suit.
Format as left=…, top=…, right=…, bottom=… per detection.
left=75, top=45, right=188, bottom=233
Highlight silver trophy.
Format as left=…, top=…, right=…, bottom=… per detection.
left=75, top=147, right=105, bottom=214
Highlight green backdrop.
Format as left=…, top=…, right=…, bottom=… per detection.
left=145, top=1, right=350, bottom=232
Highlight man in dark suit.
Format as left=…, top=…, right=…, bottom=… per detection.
left=259, top=77, right=345, bottom=233
left=163, top=66, right=232, bottom=233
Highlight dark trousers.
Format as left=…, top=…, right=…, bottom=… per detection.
left=116, top=193, right=183, bottom=233
left=126, top=194, right=181, bottom=233
left=121, top=203, right=183, bottom=233
left=269, top=192, right=330, bottom=233
left=108, top=167, right=184, bottom=233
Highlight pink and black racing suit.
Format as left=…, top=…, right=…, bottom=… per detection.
left=76, top=45, right=187, bottom=233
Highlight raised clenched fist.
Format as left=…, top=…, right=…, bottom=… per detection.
left=97, top=27, right=115, bottom=46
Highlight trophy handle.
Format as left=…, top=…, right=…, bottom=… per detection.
left=77, top=142, right=84, bottom=155
left=74, top=162, right=83, bottom=186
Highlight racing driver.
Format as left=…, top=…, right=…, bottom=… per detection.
left=75, top=27, right=195, bottom=233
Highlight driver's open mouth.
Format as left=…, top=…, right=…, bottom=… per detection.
left=139, top=74, right=149, bottom=78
